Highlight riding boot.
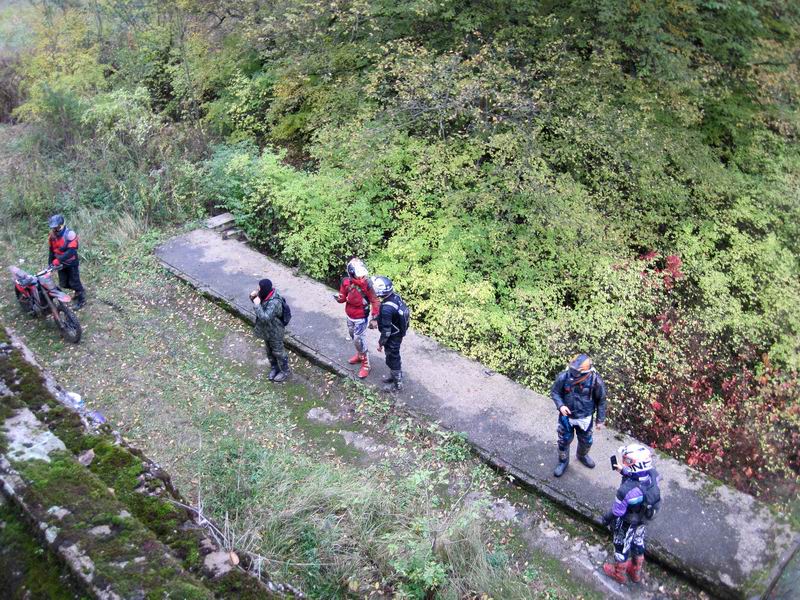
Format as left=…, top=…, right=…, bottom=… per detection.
left=394, top=370, right=403, bottom=391
left=267, top=357, right=279, bottom=381
left=273, top=357, right=291, bottom=382
left=348, top=352, right=362, bottom=365
left=73, top=292, right=86, bottom=310
left=381, top=371, right=396, bottom=384
left=553, top=450, right=569, bottom=477
left=603, top=560, right=630, bottom=584
left=358, top=352, right=370, bottom=379
left=382, top=370, right=402, bottom=392
left=627, top=555, right=644, bottom=583
left=577, top=443, right=595, bottom=468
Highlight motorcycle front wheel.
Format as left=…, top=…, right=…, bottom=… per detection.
left=15, top=288, right=33, bottom=315
left=55, top=301, right=82, bottom=343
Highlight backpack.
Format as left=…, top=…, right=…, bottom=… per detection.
left=384, top=296, right=411, bottom=336
left=280, top=298, right=292, bottom=326
left=641, top=481, right=661, bottom=520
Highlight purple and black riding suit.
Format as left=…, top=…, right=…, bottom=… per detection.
left=603, top=469, right=661, bottom=563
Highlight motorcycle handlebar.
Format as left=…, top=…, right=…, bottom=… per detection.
left=36, top=265, right=63, bottom=277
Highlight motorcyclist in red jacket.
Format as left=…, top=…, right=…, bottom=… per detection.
left=334, top=258, right=380, bottom=378
left=48, top=214, right=85, bottom=309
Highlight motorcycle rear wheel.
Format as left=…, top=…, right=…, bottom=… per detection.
left=55, top=302, right=82, bottom=343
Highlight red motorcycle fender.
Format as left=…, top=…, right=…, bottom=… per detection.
left=15, top=282, right=28, bottom=295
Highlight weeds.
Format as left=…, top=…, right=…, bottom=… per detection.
left=198, top=441, right=533, bottom=599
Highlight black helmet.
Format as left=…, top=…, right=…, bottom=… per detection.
left=371, top=275, right=394, bottom=298
left=48, top=214, right=65, bottom=229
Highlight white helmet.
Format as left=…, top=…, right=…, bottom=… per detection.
left=346, top=257, right=368, bottom=279
left=620, top=444, right=653, bottom=473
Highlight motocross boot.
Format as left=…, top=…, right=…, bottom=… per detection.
left=627, top=555, right=644, bottom=583
left=603, top=560, right=630, bottom=584
left=553, top=450, right=569, bottom=477
left=358, top=353, right=371, bottom=379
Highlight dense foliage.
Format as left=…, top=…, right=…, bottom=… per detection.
left=1, top=0, right=799, bottom=502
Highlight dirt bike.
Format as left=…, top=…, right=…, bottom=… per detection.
left=10, top=264, right=82, bottom=343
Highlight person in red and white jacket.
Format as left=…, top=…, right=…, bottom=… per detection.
left=47, top=214, right=85, bottom=309
left=334, top=258, right=380, bottom=378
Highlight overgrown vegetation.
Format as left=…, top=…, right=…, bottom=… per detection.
left=0, top=0, right=798, bottom=504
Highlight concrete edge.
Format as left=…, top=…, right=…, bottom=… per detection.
left=157, top=252, right=765, bottom=599
left=762, top=541, right=800, bottom=600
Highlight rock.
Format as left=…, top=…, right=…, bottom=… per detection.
left=203, top=550, right=235, bottom=578
left=3, top=409, right=66, bottom=462
left=66, top=391, right=84, bottom=411
left=78, top=449, right=95, bottom=466
left=489, top=498, right=518, bottom=522
left=307, top=407, right=342, bottom=424
left=47, top=506, right=71, bottom=521
left=88, top=525, right=112, bottom=537
left=45, top=526, right=59, bottom=543
left=339, top=431, right=387, bottom=454
left=199, top=538, right=216, bottom=554
left=118, top=510, right=132, bottom=519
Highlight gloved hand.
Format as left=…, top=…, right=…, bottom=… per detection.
left=601, top=512, right=615, bottom=529
left=51, top=259, right=60, bottom=267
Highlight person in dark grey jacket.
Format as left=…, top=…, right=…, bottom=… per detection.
left=250, top=279, right=290, bottom=382
left=550, top=353, right=607, bottom=477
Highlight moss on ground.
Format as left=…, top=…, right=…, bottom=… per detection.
left=15, top=452, right=212, bottom=599
left=0, top=498, right=88, bottom=600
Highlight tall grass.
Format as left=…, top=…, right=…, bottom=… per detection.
left=200, top=442, right=533, bottom=599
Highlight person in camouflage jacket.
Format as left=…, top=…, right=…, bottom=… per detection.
left=251, top=279, right=290, bottom=382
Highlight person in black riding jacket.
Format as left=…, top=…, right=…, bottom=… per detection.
left=550, top=353, right=607, bottom=477
left=371, top=276, right=410, bottom=392
left=47, top=214, right=85, bottom=309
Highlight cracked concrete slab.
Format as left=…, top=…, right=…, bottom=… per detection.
left=157, top=227, right=800, bottom=599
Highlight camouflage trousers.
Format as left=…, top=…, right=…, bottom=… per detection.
left=264, top=333, right=288, bottom=367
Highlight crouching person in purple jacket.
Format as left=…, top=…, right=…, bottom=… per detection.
left=602, top=444, right=662, bottom=585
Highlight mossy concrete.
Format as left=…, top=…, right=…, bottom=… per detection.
left=0, top=494, right=88, bottom=599
left=157, top=227, right=800, bottom=600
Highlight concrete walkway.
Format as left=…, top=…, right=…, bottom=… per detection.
left=156, top=224, right=800, bottom=600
